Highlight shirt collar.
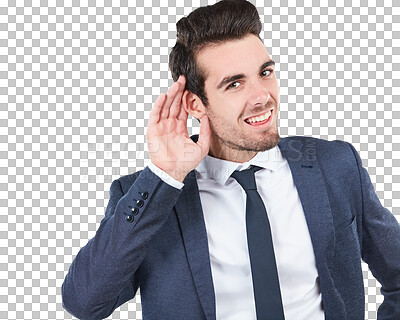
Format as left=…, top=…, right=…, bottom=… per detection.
left=195, top=145, right=284, bottom=186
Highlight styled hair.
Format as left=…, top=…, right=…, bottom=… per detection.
left=169, top=0, right=262, bottom=106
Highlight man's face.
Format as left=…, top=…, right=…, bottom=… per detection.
left=196, top=34, right=280, bottom=160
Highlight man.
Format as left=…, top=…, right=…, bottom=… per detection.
left=62, top=1, right=400, bottom=319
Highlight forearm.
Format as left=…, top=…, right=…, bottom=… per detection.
left=62, top=167, right=183, bottom=319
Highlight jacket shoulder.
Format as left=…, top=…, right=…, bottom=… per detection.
left=281, top=136, right=355, bottom=156
left=280, top=136, right=360, bottom=172
left=282, top=135, right=350, bottom=148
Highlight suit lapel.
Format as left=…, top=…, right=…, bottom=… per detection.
left=174, top=169, right=216, bottom=320
left=278, top=137, right=335, bottom=267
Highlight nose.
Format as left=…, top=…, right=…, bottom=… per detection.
left=248, top=79, right=270, bottom=107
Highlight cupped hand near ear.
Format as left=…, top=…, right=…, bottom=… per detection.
left=146, top=75, right=211, bottom=182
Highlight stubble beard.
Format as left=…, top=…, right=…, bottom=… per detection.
left=213, top=124, right=280, bottom=152
left=207, top=116, right=281, bottom=160
left=207, top=104, right=281, bottom=155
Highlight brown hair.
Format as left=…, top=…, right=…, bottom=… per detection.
left=169, top=0, right=262, bottom=106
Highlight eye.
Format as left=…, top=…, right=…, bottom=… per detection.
left=227, top=81, right=240, bottom=89
left=261, top=69, right=273, bottom=77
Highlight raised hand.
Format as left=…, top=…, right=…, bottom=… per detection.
left=146, top=75, right=211, bottom=182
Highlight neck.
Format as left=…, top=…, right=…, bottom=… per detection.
left=208, top=137, right=257, bottom=163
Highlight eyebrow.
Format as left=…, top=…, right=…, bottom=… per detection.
left=216, top=60, right=276, bottom=90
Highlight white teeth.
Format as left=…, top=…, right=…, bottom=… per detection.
left=246, top=109, right=272, bottom=123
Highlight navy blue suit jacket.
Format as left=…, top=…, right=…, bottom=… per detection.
left=62, top=136, right=400, bottom=319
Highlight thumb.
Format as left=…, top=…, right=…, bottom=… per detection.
left=197, top=115, right=211, bottom=157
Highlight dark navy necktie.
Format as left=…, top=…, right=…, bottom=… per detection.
left=231, top=165, right=285, bottom=320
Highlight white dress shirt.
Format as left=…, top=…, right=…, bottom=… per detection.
left=148, top=146, right=325, bottom=320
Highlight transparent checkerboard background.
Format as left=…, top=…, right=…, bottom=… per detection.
left=0, top=0, right=399, bottom=319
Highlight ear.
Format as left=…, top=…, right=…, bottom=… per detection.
left=182, top=90, right=206, bottom=119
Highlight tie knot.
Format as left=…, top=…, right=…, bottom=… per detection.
left=231, top=165, right=262, bottom=191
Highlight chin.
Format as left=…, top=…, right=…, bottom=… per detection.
left=225, top=131, right=280, bottom=152
left=247, top=134, right=280, bottom=152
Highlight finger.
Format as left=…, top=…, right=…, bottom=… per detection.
left=160, top=81, right=180, bottom=119
left=197, top=115, right=211, bottom=157
left=177, top=100, right=189, bottom=121
left=169, top=76, right=186, bottom=118
left=148, top=93, right=167, bottom=126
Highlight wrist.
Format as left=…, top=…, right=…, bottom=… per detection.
left=163, top=169, right=188, bottom=183
left=150, top=163, right=189, bottom=183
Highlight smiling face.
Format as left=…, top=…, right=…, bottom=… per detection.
left=193, top=34, right=280, bottom=162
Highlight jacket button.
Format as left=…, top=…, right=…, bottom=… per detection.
left=141, top=192, right=148, bottom=199
left=136, top=199, right=144, bottom=207
left=132, top=207, right=139, bottom=215
left=126, top=215, right=134, bottom=223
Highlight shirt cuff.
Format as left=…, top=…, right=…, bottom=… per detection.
left=147, top=162, right=185, bottom=190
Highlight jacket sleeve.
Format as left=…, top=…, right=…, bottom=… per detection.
left=61, top=166, right=183, bottom=320
left=348, top=143, right=400, bottom=319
